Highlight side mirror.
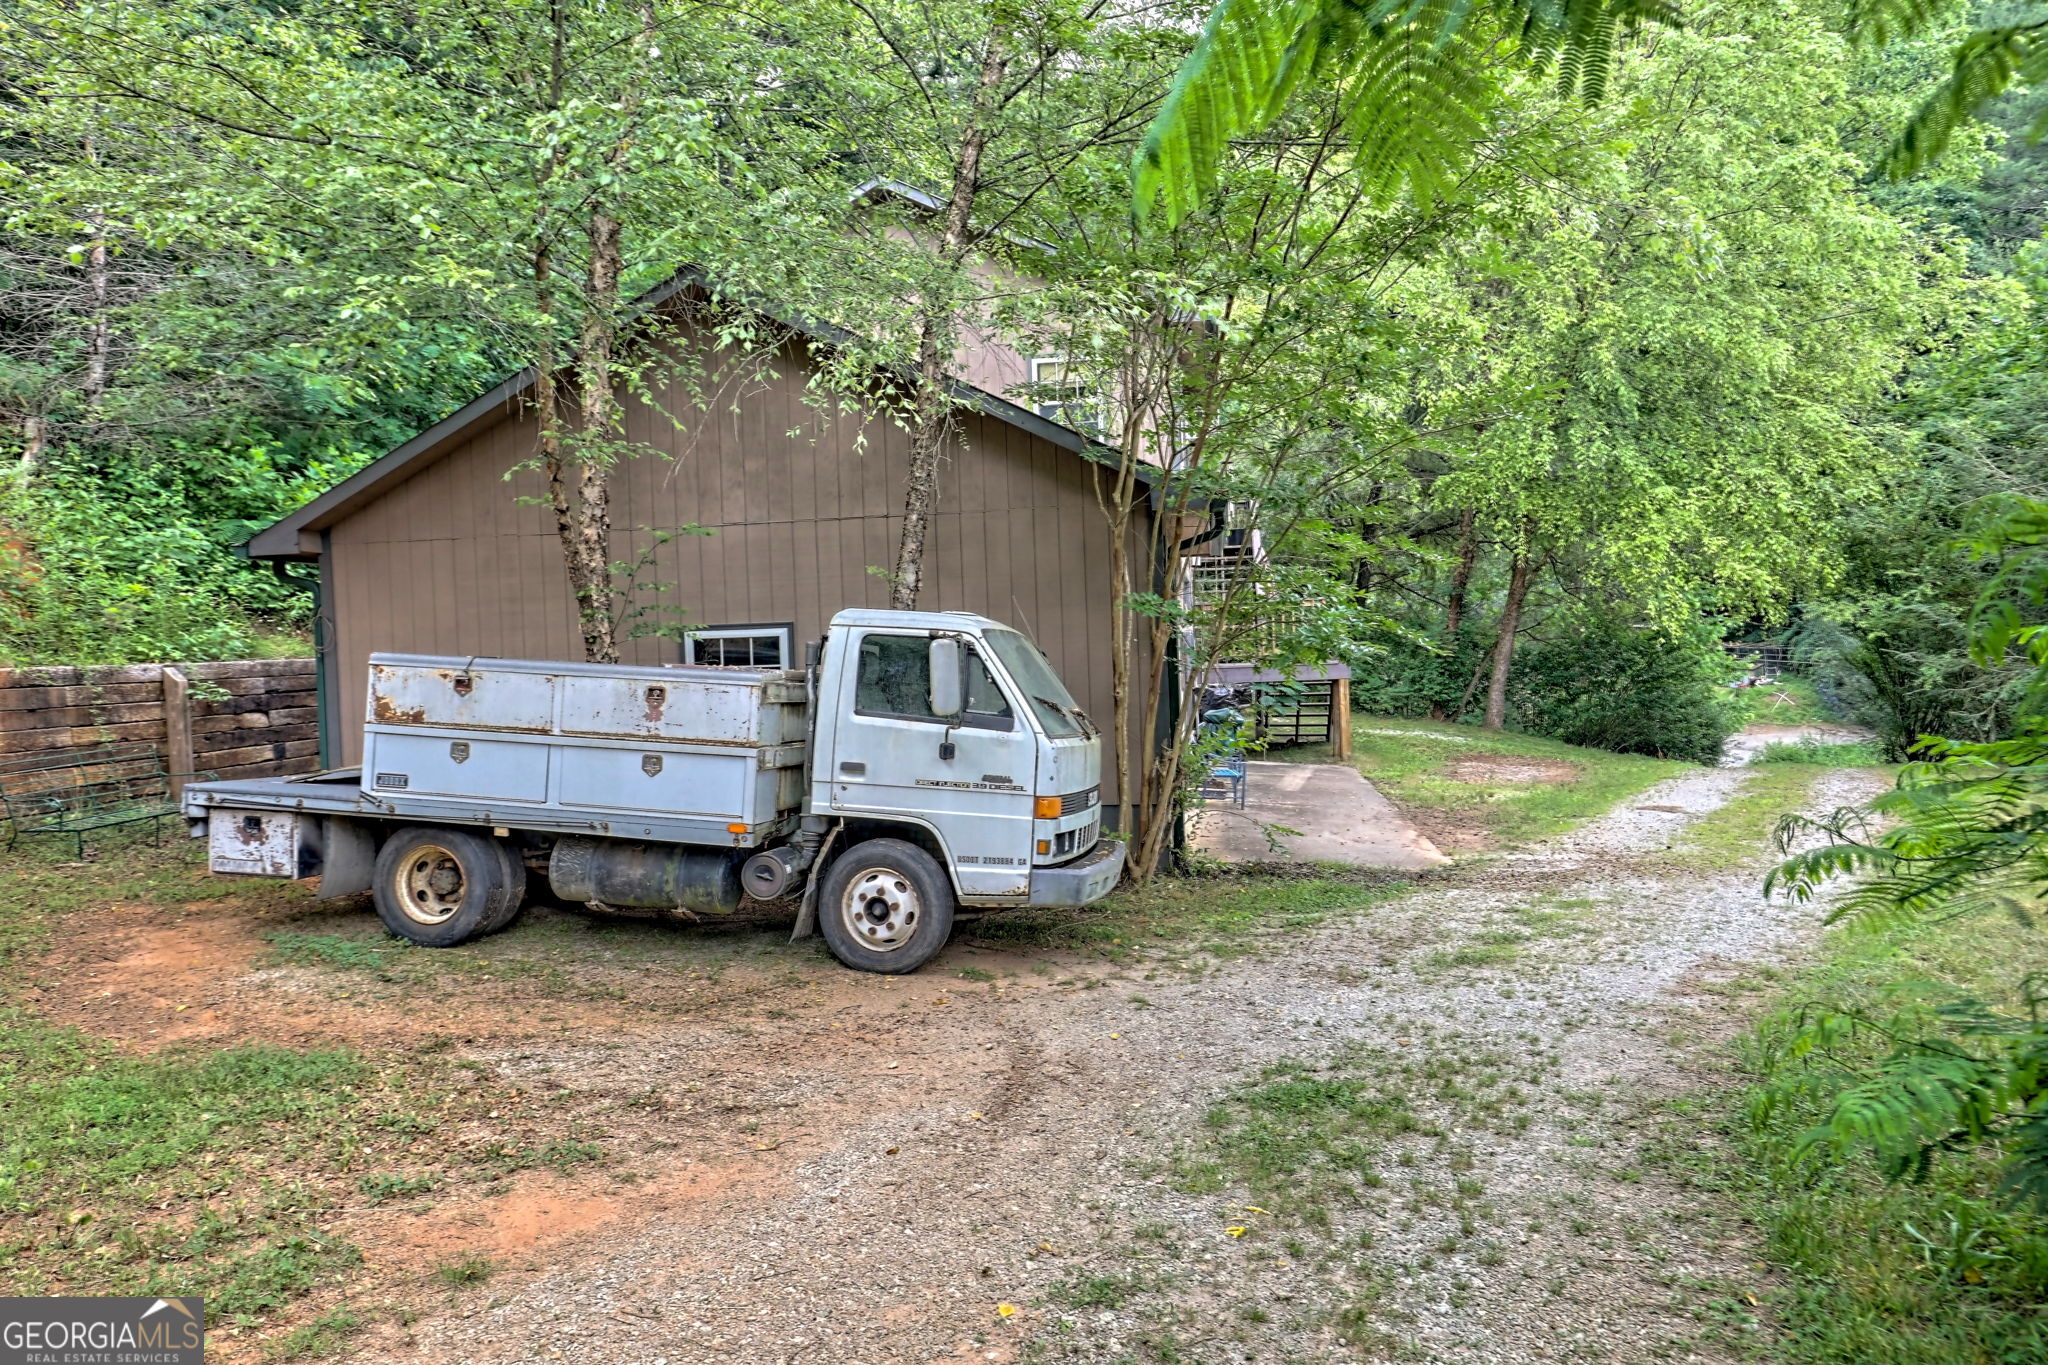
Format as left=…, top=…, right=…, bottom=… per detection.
left=928, top=637, right=964, bottom=717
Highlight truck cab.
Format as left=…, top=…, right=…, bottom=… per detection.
left=817, top=610, right=1112, bottom=899
left=794, top=609, right=1122, bottom=970
left=181, top=608, right=1124, bottom=975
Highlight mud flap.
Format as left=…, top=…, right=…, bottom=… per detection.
left=789, top=822, right=843, bottom=942
left=317, top=816, right=377, bottom=899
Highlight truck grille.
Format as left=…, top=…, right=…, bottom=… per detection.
left=1053, top=816, right=1100, bottom=859
left=1060, top=785, right=1100, bottom=816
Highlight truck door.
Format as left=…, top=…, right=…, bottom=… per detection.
left=829, top=630, right=1035, bottom=898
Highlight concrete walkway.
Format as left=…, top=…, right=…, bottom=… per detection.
left=1187, top=759, right=1450, bottom=870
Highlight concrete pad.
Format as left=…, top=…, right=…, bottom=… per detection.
left=1187, top=760, right=1450, bottom=871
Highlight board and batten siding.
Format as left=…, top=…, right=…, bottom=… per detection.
left=324, top=339, right=1137, bottom=801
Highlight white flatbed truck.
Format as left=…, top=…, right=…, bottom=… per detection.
left=181, top=608, right=1124, bottom=973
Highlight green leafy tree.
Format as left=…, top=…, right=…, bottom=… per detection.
left=1770, top=497, right=2048, bottom=1207
left=4, top=0, right=865, bottom=661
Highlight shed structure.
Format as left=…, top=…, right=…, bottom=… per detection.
left=245, top=277, right=1148, bottom=803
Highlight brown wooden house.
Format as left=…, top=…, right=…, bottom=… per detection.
left=244, top=273, right=1151, bottom=802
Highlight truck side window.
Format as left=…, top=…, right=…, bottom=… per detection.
left=855, top=634, right=941, bottom=720
left=855, top=634, right=1016, bottom=728
left=963, top=651, right=1014, bottom=730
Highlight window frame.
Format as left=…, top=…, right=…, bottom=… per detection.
left=682, top=622, right=795, bottom=669
left=1029, top=356, right=1103, bottom=436
left=851, top=631, right=1018, bottom=732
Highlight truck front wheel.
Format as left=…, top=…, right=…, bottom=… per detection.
left=819, top=838, right=956, bottom=974
left=371, top=827, right=525, bottom=947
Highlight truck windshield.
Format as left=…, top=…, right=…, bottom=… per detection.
left=983, top=630, right=1085, bottom=738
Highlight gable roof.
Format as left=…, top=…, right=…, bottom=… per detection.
left=246, top=267, right=1114, bottom=560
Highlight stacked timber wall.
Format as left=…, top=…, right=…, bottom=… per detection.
left=0, top=658, right=319, bottom=781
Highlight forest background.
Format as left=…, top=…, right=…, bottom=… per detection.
left=1, top=0, right=2043, bottom=766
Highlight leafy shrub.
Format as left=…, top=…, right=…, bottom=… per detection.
left=1, top=450, right=329, bottom=665
left=1709, top=920, right=2048, bottom=1364
left=1508, top=615, right=1741, bottom=764
left=1341, top=620, right=1492, bottom=719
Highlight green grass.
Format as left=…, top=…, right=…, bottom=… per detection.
left=1755, top=738, right=1886, bottom=766
left=1662, top=913, right=2048, bottom=1364
left=1049, top=1271, right=1148, bottom=1308
left=1286, top=715, right=1689, bottom=851
left=1658, top=766, right=1825, bottom=871
left=966, top=867, right=1409, bottom=960
left=1171, top=1036, right=1534, bottom=1226
left=265, top=1307, right=363, bottom=1360
left=431, top=1252, right=497, bottom=1286
left=0, top=836, right=602, bottom=1330
left=1736, top=676, right=1838, bottom=727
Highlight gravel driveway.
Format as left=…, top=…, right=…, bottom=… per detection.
left=364, top=763, right=1884, bottom=1365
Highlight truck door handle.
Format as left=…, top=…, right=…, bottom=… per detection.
left=839, top=761, right=865, bottom=776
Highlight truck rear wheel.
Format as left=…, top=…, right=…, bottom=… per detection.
left=818, top=838, right=956, bottom=974
left=371, top=826, right=525, bottom=947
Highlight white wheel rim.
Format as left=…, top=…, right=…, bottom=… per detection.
left=397, top=845, right=466, bottom=925
left=839, top=867, right=919, bottom=952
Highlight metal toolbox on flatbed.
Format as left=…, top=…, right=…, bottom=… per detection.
left=358, top=654, right=808, bottom=842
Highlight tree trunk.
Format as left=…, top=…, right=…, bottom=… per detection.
left=83, top=137, right=110, bottom=414
left=1482, top=550, right=1533, bottom=731
left=892, top=309, right=952, bottom=609
left=557, top=210, right=624, bottom=663
left=889, top=28, right=1007, bottom=610
left=1444, top=508, right=1477, bottom=636
left=84, top=232, right=110, bottom=410
left=18, top=415, right=45, bottom=473
left=1431, top=508, right=1478, bottom=720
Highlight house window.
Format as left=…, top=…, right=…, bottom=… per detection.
left=1030, top=357, right=1102, bottom=436
left=684, top=624, right=793, bottom=668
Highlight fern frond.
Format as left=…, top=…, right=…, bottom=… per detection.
left=1132, top=0, right=1335, bottom=225
left=2000, top=1113, right=2048, bottom=1207
left=1883, top=23, right=2048, bottom=178
left=1339, top=20, right=1495, bottom=206
left=1847, top=0, right=1964, bottom=48
left=1133, top=0, right=1676, bottom=223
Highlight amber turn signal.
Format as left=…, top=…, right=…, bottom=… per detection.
left=1033, top=796, right=1062, bottom=819
left=1036, top=839, right=1051, bottom=855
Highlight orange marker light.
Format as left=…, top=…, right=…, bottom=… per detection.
left=727, top=823, right=748, bottom=834
left=1033, top=796, right=1061, bottom=820
left=1037, top=839, right=1051, bottom=856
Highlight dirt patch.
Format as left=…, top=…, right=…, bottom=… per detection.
left=345, top=1160, right=784, bottom=1279
left=32, top=902, right=273, bottom=1049
left=1401, top=806, right=1497, bottom=854
left=1444, top=754, right=1580, bottom=784
left=32, top=898, right=654, bottom=1054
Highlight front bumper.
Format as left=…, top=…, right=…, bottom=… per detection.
left=1027, top=838, right=1125, bottom=907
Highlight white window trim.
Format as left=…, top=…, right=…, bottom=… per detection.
left=683, top=623, right=794, bottom=668
left=1030, top=356, right=1110, bottom=440
left=1030, top=356, right=1084, bottom=423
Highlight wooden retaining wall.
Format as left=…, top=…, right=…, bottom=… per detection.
left=0, top=658, right=320, bottom=782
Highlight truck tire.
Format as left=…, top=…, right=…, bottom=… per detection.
left=818, top=838, right=957, bottom=974
left=371, top=827, right=525, bottom=948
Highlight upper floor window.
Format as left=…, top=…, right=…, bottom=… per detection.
left=1029, top=358, right=1103, bottom=438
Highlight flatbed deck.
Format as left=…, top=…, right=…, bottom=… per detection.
left=182, top=768, right=778, bottom=848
